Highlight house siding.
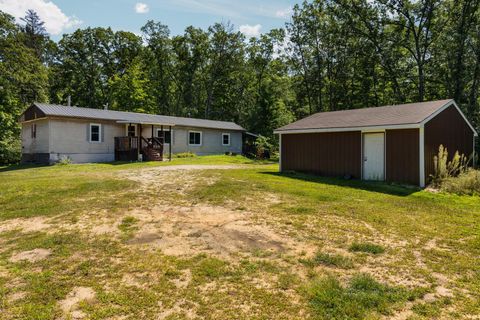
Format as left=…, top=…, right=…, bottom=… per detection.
left=281, top=131, right=362, bottom=178
left=424, top=105, right=475, bottom=182
left=48, top=118, right=124, bottom=163
left=21, top=119, right=49, bottom=154
left=175, top=127, right=240, bottom=155
left=386, top=129, right=420, bottom=185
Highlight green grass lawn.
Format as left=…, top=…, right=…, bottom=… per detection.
left=0, top=155, right=479, bottom=319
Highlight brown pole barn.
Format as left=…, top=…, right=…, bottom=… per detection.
left=275, top=99, right=478, bottom=187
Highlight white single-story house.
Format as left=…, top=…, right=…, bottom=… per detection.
left=19, top=103, right=245, bottom=164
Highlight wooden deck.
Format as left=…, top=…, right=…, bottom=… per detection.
left=114, top=124, right=172, bottom=162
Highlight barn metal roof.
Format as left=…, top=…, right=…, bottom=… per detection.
left=32, top=103, right=245, bottom=131
left=275, top=99, right=469, bottom=133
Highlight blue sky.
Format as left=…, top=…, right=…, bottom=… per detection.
left=0, top=0, right=302, bottom=41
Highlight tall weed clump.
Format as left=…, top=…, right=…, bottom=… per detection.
left=431, top=145, right=468, bottom=185
left=430, top=144, right=480, bottom=195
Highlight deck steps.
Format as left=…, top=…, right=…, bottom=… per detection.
left=142, top=147, right=163, bottom=161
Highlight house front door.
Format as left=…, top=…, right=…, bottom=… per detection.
left=126, top=124, right=137, bottom=137
left=363, top=132, right=385, bottom=181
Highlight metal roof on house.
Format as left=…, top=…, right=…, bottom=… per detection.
left=31, top=103, right=245, bottom=131
left=276, top=99, right=456, bottom=132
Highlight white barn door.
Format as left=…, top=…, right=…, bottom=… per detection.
left=363, top=133, right=385, bottom=181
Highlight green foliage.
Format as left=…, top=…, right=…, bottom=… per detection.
left=306, top=274, right=414, bottom=319
left=0, top=135, right=21, bottom=164
left=349, top=242, right=385, bottom=255
left=0, top=11, right=48, bottom=165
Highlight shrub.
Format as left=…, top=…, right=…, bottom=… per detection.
left=255, top=135, right=273, bottom=159
left=430, top=145, right=469, bottom=185
left=174, top=152, right=196, bottom=158
left=270, top=151, right=280, bottom=162
left=440, top=169, right=480, bottom=196
left=349, top=242, right=385, bottom=255
left=306, top=274, right=414, bottom=319
left=56, top=156, right=72, bottom=165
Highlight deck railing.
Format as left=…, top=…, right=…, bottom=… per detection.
left=114, top=136, right=139, bottom=161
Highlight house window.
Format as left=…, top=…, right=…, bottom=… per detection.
left=127, top=125, right=136, bottom=137
left=188, top=131, right=202, bottom=146
left=89, top=123, right=101, bottom=142
left=157, top=130, right=172, bottom=144
left=31, top=124, right=37, bottom=139
left=222, top=133, right=230, bottom=146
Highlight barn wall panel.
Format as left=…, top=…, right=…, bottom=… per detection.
left=386, top=129, right=419, bottom=185
left=281, top=131, right=361, bottom=178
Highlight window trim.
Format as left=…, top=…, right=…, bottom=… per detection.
left=188, top=130, right=202, bottom=146
left=222, top=133, right=230, bottom=146
left=156, top=128, right=173, bottom=144
left=89, top=123, right=102, bottom=143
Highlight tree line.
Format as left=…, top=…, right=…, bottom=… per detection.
left=1, top=0, right=480, bottom=164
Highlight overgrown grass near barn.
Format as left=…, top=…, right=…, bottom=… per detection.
left=0, top=156, right=479, bottom=319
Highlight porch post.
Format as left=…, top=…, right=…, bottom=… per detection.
left=169, top=125, right=172, bottom=161
left=160, top=125, right=164, bottom=161
left=138, top=123, right=142, bottom=160
left=151, top=124, right=154, bottom=139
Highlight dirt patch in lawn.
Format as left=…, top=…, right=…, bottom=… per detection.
left=125, top=204, right=305, bottom=258
left=114, top=164, right=315, bottom=258
left=59, top=286, right=96, bottom=318
left=0, top=217, right=51, bottom=233
left=7, top=291, right=27, bottom=303
left=9, top=248, right=51, bottom=263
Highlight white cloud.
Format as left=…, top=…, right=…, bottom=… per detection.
left=135, top=2, right=149, bottom=14
left=239, top=24, right=262, bottom=38
left=0, top=0, right=82, bottom=35
left=275, top=7, right=292, bottom=18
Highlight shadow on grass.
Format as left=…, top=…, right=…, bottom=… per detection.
left=261, top=171, right=420, bottom=196
left=0, top=163, right=50, bottom=173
